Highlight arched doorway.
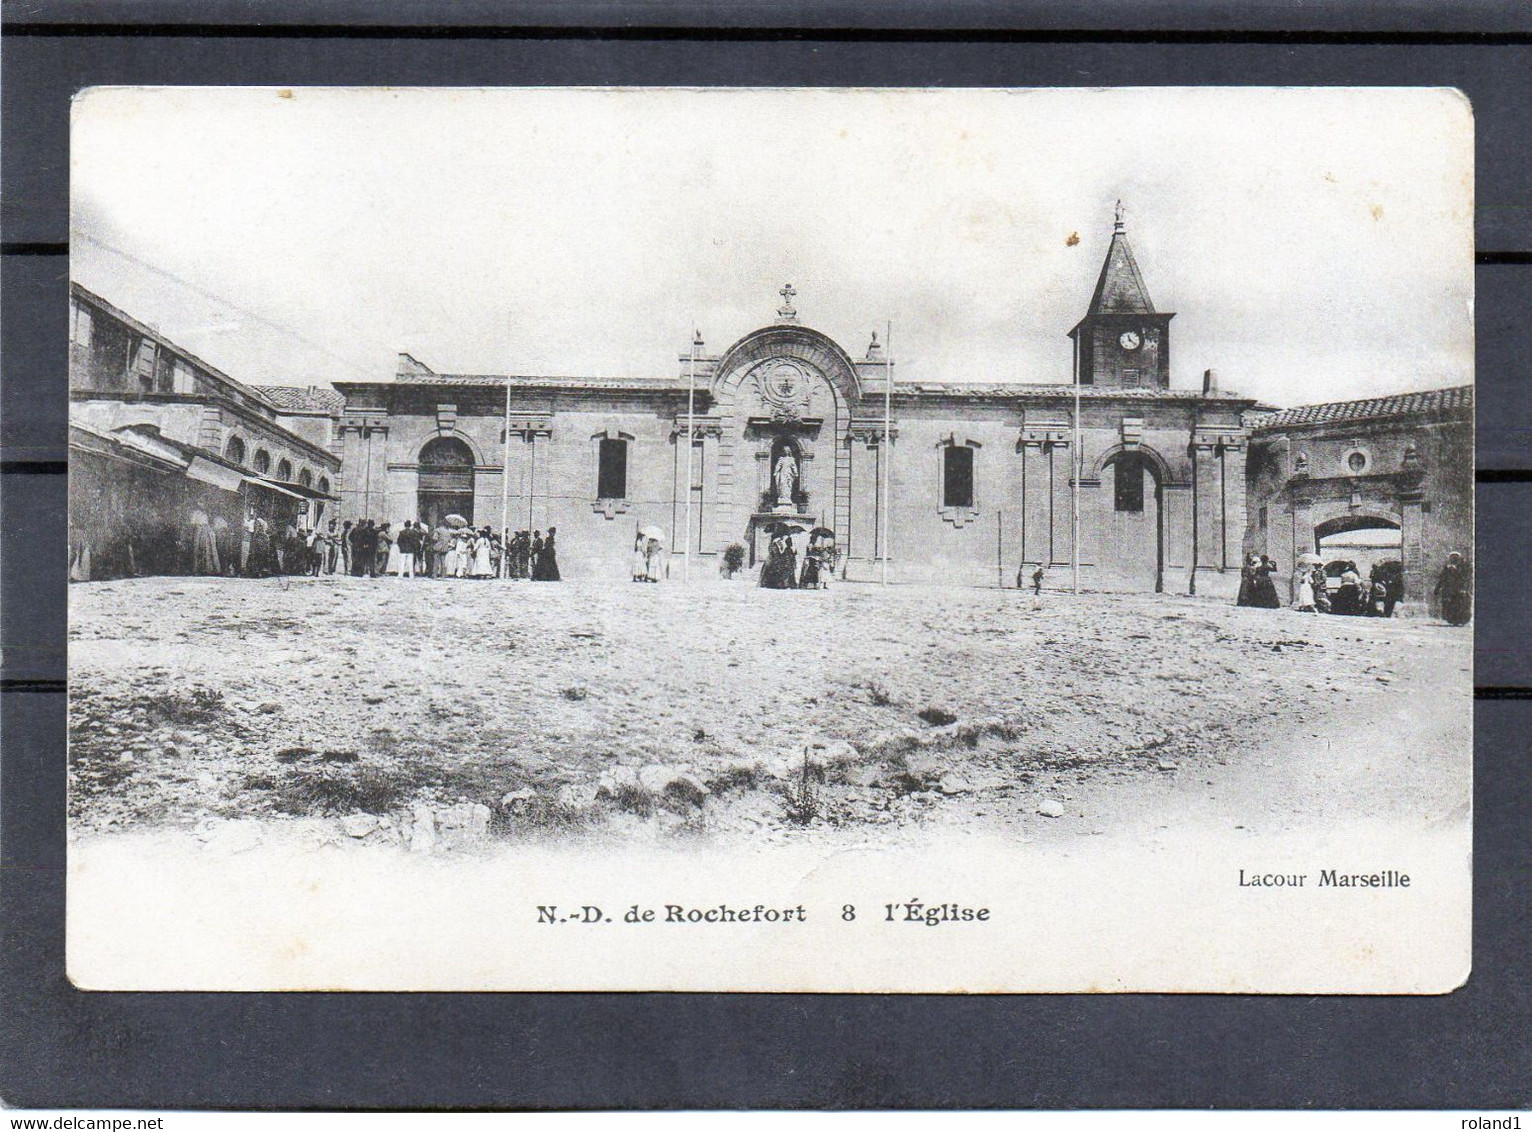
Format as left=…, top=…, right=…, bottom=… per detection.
left=1314, top=513, right=1402, bottom=614
left=1098, top=449, right=1164, bottom=593
left=418, top=436, right=475, bottom=529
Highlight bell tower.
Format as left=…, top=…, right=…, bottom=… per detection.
left=1067, top=203, right=1175, bottom=389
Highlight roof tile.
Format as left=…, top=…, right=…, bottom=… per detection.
left=1250, top=385, right=1473, bottom=431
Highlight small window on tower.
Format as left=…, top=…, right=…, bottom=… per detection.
left=1114, top=453, right=1145, bottom=513
left=597, top=437, right=628, bottom=500
left=942, top=444, right=975, bottom=509
left=1122, top=367, right=1141, bottom=387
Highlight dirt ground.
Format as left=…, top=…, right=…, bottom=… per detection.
left=67, top=574, right=1473, bottom=851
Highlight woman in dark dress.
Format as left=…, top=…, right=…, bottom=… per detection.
left=533, top=526, right=560, bottom=581
left=1436, top=552, right=1471, bottom=625
left=1236, top=554, right=1257, bottom=607
left=1251, top=556, right=1282, bottom=609
left=759, top=527, right=796, bottom=589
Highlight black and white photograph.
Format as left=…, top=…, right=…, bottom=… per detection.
left=64, top=86, right=1473, bottom=992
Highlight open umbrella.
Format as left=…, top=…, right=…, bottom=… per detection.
left=1297, top=552, right=1323, bottom=566
left=810, top=526, right=836, bottom=540
left=637, top=524, right=665, bottom=542
left=444, top=514, right=469, bottom=529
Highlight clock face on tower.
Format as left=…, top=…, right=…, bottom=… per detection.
left=1119, top=330, right=1142, bottom=351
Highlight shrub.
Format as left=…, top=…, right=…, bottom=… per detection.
left=782, top=751, right=821, bottom=825
left=722, top=543, right=746, bottom=578
left=270, top=764, right=409, bottom=815
left=142, top=688, right=225, bottom=727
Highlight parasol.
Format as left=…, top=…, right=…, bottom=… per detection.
left=810, top=526, right=836, bottom=540
left=637, top=524, right=665, bottom=542
left=444, top=514, right=469, bottom=529
left=1297, top=552, right=1323, bottom=566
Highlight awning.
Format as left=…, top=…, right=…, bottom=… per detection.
left=186, top=455, right=246, bottom=493
left=276, top=480, right=340, bottom=502
left=242, top=477, right=307, bottom=501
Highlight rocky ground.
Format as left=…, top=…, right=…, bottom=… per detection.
left=67, top=574, right=1472, bottom=853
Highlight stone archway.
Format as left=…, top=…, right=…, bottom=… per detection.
left=1097, top=444, right=1168, bottom=593
left=417, top=435, right=475, bottom=528
left=1313, top=511, right=1404, bottom=608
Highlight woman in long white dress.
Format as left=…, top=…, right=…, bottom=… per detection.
left=1294, top=567, right=1316, bottom=612
left=382, top=522, right=402, bottom=576
left=471, top=527, right=493, bottom=578
left=453, top=531, right=471, bottom=578
left=443, top=531, right=461, bottom=578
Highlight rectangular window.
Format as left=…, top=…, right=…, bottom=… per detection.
left=71, top=304, right=93, bottom=347
left=943, top=444, right=975, bottom=509
left=690, top=439, right=704, bottom=490
left=597, top=437, right=628, bottom=499
left=1122, top=367, right=1141, bottom=387
left=172, top=359, right=197, bottom=394
left=132, top=338, right=157, bottom=392
left=155, top=350, right=177, bottom=393
left=1114, top=454, right=1145, bottom=512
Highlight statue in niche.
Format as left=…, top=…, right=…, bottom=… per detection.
left=773, top=451, right=799, bottom=509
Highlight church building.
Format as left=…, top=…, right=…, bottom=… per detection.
left=332, top=214, right=1258, bottom=594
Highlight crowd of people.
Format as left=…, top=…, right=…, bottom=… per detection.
left=296, top=520, right=562, bottom=580
left=1235, top=551, right=1471, bottom=624
left=211, top=513, right=564, bottom=581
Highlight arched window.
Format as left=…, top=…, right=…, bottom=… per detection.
left=276, top=458, right=293, bottom=481
left=942, top=444, right=974, bottom=509
left=253, top=449, right=271, bottom=474
left=298, top=468, right=313, bottom=488
left=318, top=476, right=330, bottom=495
left=597, top=437, right=628, bottom=499
left=225, top=436, right=246, bottom=465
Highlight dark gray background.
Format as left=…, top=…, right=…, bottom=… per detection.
left=2, top=4, right=1528, bottom=1109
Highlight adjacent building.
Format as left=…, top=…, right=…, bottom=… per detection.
left=68, top=283, right=341, bottom=577
left=1243, top=385, right=1474, bottom=614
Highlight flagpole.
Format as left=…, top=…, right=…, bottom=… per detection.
left=500, top=315, right=512, bottom=557
left=881, top=319, right=892, bottom=587
left=683, top=327, right=698, bottom=582
left=1072, top=317, right=1081, bottom=595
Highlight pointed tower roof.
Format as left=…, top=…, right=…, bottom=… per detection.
left=1084, top=203, right=1156, bottom=317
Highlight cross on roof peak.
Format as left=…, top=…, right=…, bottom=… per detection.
left=775, top=282, right=800, bottom=324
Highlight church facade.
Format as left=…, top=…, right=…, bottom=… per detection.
left=332, top=217, right=1258, bottom=594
